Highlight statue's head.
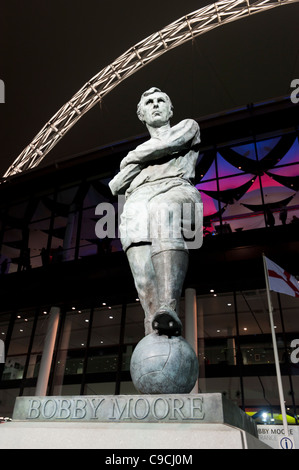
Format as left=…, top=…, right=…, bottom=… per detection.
left=137, top=87, right=173, bottom=127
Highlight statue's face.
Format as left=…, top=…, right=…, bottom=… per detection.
left=138, top=91, right=173, bottom=128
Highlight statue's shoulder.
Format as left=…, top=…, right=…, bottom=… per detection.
left=174, top=119, right=200, bottom=137
left=180, top=118, right=199, bottom=127
left=175, top=118, right=199, bottom=131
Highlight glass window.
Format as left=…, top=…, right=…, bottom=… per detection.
left=200, top=160, right=217, bottom=181
left=217, top=153, right=245, bottom=177
left=236, top=290, right=270, bottom=337
left=271, top=164, right=299, bottom=178
left=79, top=206, right=99, bottom=258
left=0, top=388, right=20, bottom=417
left=197, top=134, right=299, bottom=235
left=28, top=198, right=53, bottom=269
left=78, top=182, right=114, bottom=259
left=1, top=202, right=29, bottom=274
left=198, top=292, right=236, bottom=339
left=120, top=380, right=139, bottom=395
left=277, top=294, right=299, bottom=334
left=50, top=186, right=80, bottom=263
left=272, top=137, right=299, bottom=167
left=3, top=310, right=36, bottom=380
left=52, top=308, right=91, bottom=395
left=84, top=382, right=115, bottom=395
left=27, top=309, right=51, bottom=379
left=0, top=312, right=10, bottom=345
left=218, top=173, right=254, bottom=192
left=256, top=137, right=282, bottom=160
left=1, top=226, right=22, bottom=273
left=89, top=305, right=121, bottom=348
left=123, top=301, right=144, bottom=345
left=203, top=377, right=242, bottom=407
left=243, top=376, right=291, bottom=407
left=229, top=142, right=257, bottom=161
left=86, top=305, right=122, bottom=376
left=219, top=176, right=259, bottom=232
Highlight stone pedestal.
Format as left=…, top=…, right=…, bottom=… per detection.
left=1, top=393, right=270, bottom=449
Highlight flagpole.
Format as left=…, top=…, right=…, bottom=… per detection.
left=262, top=254, right=289, bottom=437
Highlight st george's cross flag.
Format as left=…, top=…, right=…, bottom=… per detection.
left=265, top=256, right=299, bottom=298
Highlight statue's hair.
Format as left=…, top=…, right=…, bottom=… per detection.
left=137, top=87, right=173, bottom=122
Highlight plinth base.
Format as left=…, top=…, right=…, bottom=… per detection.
left=4, top=393, right=271, bottom=449
left=0, top=421, right=269, bottom=449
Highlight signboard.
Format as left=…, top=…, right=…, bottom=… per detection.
left=280, top=436, right=295, bottom=449
left=258, top=425, right=298, bottom=449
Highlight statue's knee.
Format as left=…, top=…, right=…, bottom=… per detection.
left=135, top=272, right=155, bottom=294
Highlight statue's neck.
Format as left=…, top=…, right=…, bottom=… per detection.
left=146, top=122, right=171, bottom=139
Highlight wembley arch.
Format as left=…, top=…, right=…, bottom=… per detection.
left=3, top=0, right=299, bottom=178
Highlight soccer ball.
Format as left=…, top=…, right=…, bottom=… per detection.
left=130, top=333, right=198, bottom=394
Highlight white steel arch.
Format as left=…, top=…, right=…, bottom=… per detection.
left=3, top=0, right=299, bottom=178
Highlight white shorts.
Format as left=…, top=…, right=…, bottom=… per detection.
left=119, top=178, right=203, bottom=253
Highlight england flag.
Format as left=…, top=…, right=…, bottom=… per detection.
left=265, top=256, right=299, bottom=298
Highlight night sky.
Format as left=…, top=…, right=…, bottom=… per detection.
left=1, top=0, right=299, bottom=178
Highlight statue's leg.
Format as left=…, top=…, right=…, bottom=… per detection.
left=151, top=248, right=188, bottom=336
left=148, top=191, right=189, bottom=336
left=126, top=244, right=159, bottom=335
